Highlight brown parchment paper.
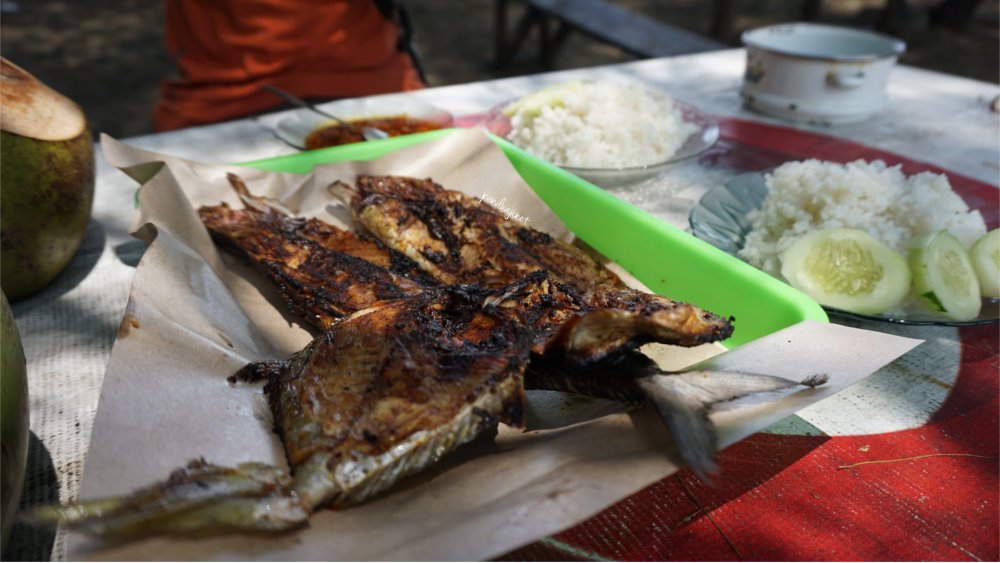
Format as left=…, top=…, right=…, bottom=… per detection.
left=71, top=129, right=922, bottom=561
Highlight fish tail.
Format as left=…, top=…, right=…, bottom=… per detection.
left=800, top=373, right=830, bottom=387
left=635, top=376, right=720, bottom=481
left=20, top=459, right=308, bottom=539
left=637, top=370, right=829, bottom=481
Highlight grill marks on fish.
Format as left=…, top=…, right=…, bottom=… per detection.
left=335, top=175, right=734, bottom=350
left=233, top=282, right=539, bottom=509
left=207, top=174, right=734, bottom=359
left=198, top=174, right=434, bottom=329
left=337, top=175, right=623, bottom=293
left=293, top=216, right=437, bottom=286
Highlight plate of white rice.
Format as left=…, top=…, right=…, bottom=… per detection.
left=690, top=159, right=997, bottom=325
left=481, top=80, right=719, bottom=188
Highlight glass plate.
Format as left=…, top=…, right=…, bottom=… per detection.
left=478, top=98, right=719, bottom=188
left=690, top=172, right=1000, bottom=326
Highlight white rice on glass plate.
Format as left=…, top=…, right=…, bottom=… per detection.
left=738, top=159, right=988, bottom=278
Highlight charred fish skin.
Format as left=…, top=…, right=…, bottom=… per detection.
left=334, top=175, right=735, bottom=349
left=199, top=174, right=433, bottom=330
left=209, top=173, right=734, bottom=355
left=233, top=278, right=653, bottom=510
left=262, top=286, right=531, bottom=467
left=207, top=174, right=734, bottom=368
left=216, top=173, right=733, bottom=356
left=199, top=204, right=415, bottom=329
left=335, top=175, right=623, bottom=293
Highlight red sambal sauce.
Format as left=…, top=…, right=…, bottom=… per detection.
left=304, top=116, right=443, bottom=149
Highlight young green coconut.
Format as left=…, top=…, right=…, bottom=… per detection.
left=1, top=57, right=95, bottom=300
left=1, top=292, right=29, bottom=551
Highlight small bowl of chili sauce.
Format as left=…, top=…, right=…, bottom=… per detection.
left=273, top=97, right=453, bottom=150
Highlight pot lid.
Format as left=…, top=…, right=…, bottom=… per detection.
left=742, top=23, right=906, bottom=62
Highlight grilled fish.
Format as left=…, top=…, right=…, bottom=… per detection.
left=200, top=174, right=799, bottom=472
left=202, top=174, right=830, bottom=477
left=205, top=174, right=735, bottom=354
left=27, top=276, right=594, bottom=537
left=25, top=174, right=825, bottom=540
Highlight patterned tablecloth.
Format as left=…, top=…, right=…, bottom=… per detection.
left=4, top=49, right=998, bottom=561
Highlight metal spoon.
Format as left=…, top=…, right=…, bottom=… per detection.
left=261, top=85, right=389, bottom=141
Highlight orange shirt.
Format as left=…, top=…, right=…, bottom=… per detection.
left=153, top=0, right=425, bottom=132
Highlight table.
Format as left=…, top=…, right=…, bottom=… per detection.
left=6, top=48, right=998, bottom=561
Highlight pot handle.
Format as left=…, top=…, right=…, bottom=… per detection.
left=827, top=68, right=866, bottom=88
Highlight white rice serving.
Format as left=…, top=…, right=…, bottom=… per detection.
left=506, top=80, right=697, bottom=169
left=739, top=159, right=987, bottom=277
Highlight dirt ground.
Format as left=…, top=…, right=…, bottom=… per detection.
left=2, top=0, right=997, bottom=140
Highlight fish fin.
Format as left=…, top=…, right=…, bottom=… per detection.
left=226, top=172, right=254, bottom=200
left=637, top=371, right=828, bottom=481
left=228, top=359, right=290, bottom=384
left=664, top=370, right=829, bottom=404
left=21, top=459, right=308, bottom=539
left=226, top=173, right=294, bottom=217
left=327, top=180, right=358, bottom=206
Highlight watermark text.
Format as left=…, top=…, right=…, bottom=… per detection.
left=479, top=193, right=531, bottom=224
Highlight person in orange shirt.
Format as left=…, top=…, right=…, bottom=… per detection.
left=153, top=0, right=426, bottom=132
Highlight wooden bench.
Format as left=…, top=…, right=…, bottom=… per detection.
left=710, top=0, right=822, bottom=39
left=493, top=0, right=727, bottom=69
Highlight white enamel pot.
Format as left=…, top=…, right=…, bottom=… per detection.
left=741, top=23, right=906, bottom=125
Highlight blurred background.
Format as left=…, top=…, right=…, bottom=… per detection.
left=2, top=0, right=997, bottom=140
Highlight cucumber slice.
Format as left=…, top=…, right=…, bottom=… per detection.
left=909, top=230, right=982, bottom=320
left=503, top=81, right=584, bottom=118
left=969, top=228, right=999, bottom=298
left=780, top=228, right=911, bottom=315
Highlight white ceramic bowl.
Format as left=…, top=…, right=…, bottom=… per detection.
left=273, top=97, right=453, bottom=150
left=741, top=23, right=906, bottom=125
